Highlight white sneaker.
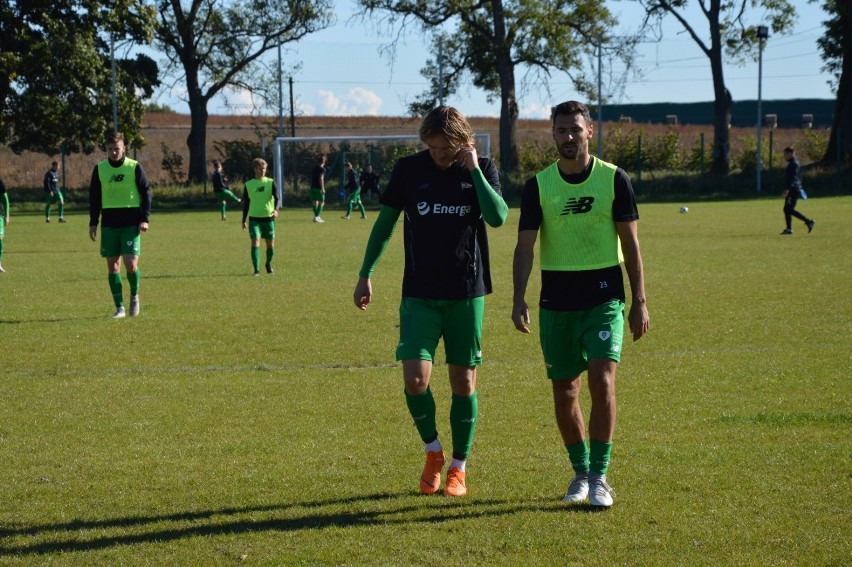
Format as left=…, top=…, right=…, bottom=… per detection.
left=112, top=306, right=126, bottom=319
left=562, top=473, right=589, bottom=503
left=313, top=216, right=320, bottom=223
left=129, top=295, right=140, bottom=317
left=316, top=217, right=325, bottom=223
left=589, top=474, right=615, bottom=507
left=0, top=263, right=5, bottom=273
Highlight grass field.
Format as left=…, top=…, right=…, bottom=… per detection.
left=0, top=198, right=850, bottom=565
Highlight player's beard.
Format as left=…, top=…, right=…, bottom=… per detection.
left=557, top=142, right=584, bottom=161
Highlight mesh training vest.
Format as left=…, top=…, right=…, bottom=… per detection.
left=536, top=158, right=623, bottom=271
left=245, top=177, right=275, bottom=217
left=98, top=158, right=139, bottom=209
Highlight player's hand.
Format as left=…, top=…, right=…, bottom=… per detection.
left=88, top=226, right=97, bottom=241
left=628, top=301, right=649, bottom=341
left=272, top=209, right=279, bottom=218
left=455, top=144, right=479, bottom=171
left=139, top=221, right=149, bottom=233
left=512, top=300, right=531, bottom=333
left=241, top=222, right=247, bottom=232
left=354, top=277, right=372, bottom=310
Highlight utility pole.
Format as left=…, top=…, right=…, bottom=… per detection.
left=756, top=25, right=769, bottom=193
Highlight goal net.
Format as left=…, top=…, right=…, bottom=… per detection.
left=272, top=134, right=491, bottom=206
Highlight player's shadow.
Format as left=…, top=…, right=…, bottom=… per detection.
left=0, top=491, right=576, bottom=557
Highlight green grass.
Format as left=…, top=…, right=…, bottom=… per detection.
left=1, top=198, right=850, bottom=565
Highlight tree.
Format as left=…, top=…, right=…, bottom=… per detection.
left=0, top=1, right=158, bottom=155
left=639, top=0, right=796, bottom=175
left=152, top=0, right=334, bottom=183
left=814, top=0, right=851, bottom=165
left=356, top=0, right=621, bottom=175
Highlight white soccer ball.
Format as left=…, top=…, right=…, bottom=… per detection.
left=679, top=206, right=689, bottom=213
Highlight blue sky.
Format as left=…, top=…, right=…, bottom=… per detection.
left=156, top=0, right=835, bottom=118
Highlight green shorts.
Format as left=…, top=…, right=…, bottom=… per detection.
left=100, top=225, right=141, bottom=258
left=397, top=296, right=484, bottom=366
left=0, top=216, right=5, bottom=238
left=310, top=187, right=325, bottom=202
left=539, top=300, right=625, bottom=379
left=46, top=191, right=64, bottom=204
left=248, top=218, right=275, bottom=240
left=349, top=190, right=362, bottom=204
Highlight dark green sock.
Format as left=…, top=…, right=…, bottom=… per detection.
left=358, top=202, right=367, bottom=218
left=58, top=203, right=64, bottom=217
left=220, top=202, right=227, bottom=217
left=108, top=273, right=123, bottom=307
left=45, top=204, right=50, bottom=219
left=265, top=247, right=274, bottom=266
left=317, top=203, right=324, bottom=216
left=449, top=391, right=478, bottom=461
left=566, top=440, right=590, bottom=475
left=590, top=439, right=613, bottom=476
left=126, top=270, right=140, bottom=296
left=405, top=387, right=438, bottom=443
left=251, top=247, right=260, bottom=271
left=345, top=203, right=353, bottom=216
left=0, top=238, right=4, bottom=262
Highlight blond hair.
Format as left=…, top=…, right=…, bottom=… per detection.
left=419, top=106, right=473, bottom=147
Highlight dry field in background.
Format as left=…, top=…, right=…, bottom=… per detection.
left=0, top=113, right=817, bottom=189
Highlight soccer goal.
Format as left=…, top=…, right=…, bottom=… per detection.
left=272, top=134, right=491, bottom=205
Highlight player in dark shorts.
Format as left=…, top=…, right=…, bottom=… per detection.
left=353, top=106, right=508, bottom=497
left=512, top=100, right=649, bottom=508
left=780, top=146, right=814, bottom=235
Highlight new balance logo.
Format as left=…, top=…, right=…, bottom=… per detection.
left=109, top=174, right=126, bottom=182
left=561, top=196, right=594, bottom=215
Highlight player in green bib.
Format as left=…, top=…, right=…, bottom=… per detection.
left=241, top=158, right=280, bottom=275
left=353, top=106, right=508, bottom=498
left=0, top=176, right=9, bottom=273
left=512, top=100, right=650, bottom=508
left=88, top=131, right=152, bottom=319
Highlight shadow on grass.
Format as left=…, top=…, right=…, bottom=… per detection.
left=0, top=316, right=103, bottom=325
left=0, top=491, right=596, bottom=556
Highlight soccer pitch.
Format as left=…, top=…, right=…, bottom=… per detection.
left=1, top=198, right=850, bottom=565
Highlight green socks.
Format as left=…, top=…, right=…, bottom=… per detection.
left=0, top=238, right=4, bottom=262
left=108, top=273, right=123, bottom=307
left=449, top=391, right=478, bottom=461
left=251, top=246, right=260, bottom=271
left=126, top=270, right=140, bottom=296
left=590, top=439, right=613, bottom=476
left=265, top=247, right=274, bottom=266
left=566, top=440, right=590, bottom=475
left=405, top=387, right=438, bottom=443
left=220, top=202, right=227, bottom=217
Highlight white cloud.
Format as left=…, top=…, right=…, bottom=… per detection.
left=520, top=103, right=553, bottom=120
left=316, top=87, right=382, bottom=116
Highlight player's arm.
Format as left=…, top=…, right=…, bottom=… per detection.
left=471, top=161, right=508, bottom=228
left=1, top=189, right=9, bottom=223
left=354, top=205, right=401, bottom=310
left=241, top=188, right=250, bottom=225
left=135, top=163, right=152, bottom=231
left=272, top=183, right=280, bottom=217
left=512, top=177, right=544, bottom=333
left=88, top=166, right=102, bottom=240
left=616, top=220, right=648, bottom=341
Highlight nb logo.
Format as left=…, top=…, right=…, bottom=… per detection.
left=256, top=187, right=265, bottom=192
left=109, top=174, right=126, bottom=182
left=561, top=196, right=594, bottom=215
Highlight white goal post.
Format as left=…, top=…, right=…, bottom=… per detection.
left=272, top=134, right=491, bottom=206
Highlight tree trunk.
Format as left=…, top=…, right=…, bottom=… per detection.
left=491, top=0, right=518, bottom=174
left=708, top=20, right=730, bottom=175
left=186, top=95, right=208, bottom=184
left=822, top=38, right=852, bottom=164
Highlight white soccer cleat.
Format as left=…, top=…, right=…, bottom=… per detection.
left=562, top=473, right=589, bottom=503
left=129, top=295, right=140, bottom=317
left=112, top=306, right=126, bottom=319
left=589, top=474, right=615, bottom=507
